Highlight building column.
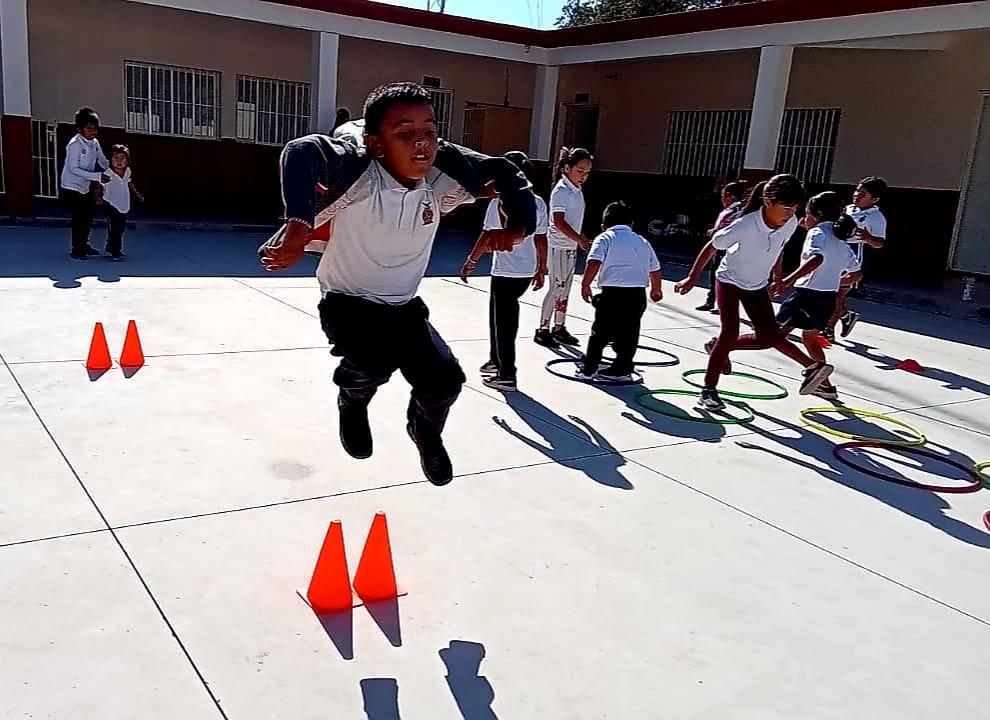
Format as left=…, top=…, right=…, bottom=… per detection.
left=529, top=65, right=558, bottom=161
left=311, top=31, right=339, bottom=135
left=742, top=45, right=793, bottom=181
left=1, top=0, right=34, bottom=216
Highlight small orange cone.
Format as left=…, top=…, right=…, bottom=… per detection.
left=896, top=358, right=925, bottom=373
left=86, top=322, right=112, bottom=371
left=119, top=320, right=145, bottom=368
left=300, top=520, right=354, bottom=614
left=816, top=334, right=832, bottom=349
left=353, top=512, right=402, bottom=603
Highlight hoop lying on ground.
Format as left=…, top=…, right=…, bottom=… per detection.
left=551, top=345, right=679, bottom=368
left=833, top=441, right=984, bottom=494
left=545, top=358, right=644, bottom=386
left=799, top=406, right=927, bottom=447
left=681, top=369, right=788, bottom=400
left=974, top=461, right=990, bottom=490
left=635, top=388, right=755, bottom=425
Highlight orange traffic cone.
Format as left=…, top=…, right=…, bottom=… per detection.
left=895, top=358, right=925, bottom=373
left=86, top=322, right=112, bottom=371
left=119, top=320, right=145, bottom=368
left=816, top=334, right=832, bottom=349
left=353, top=512, right=404, bottom=603
left=299, top=520, right=354, bottom=614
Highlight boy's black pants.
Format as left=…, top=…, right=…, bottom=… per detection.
left=105, top=205, right=127, bottom=256
left=318, top=292, right=465, bottom=442
left=64, top=189, right=95, bottom=254
left=488, top=275, right=532, bottom=380
left=583, top=287, right=647, bottom=375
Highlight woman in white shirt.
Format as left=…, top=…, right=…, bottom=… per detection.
left=676, top=174, right=809, bottom=411
left=534, top=147, right=593, bottom=350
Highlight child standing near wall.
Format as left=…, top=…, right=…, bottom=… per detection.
left=535, top=147, right=593, bottom=350
left=697, top=181, right=748, bottom=313
left=577, top=201, right=663, bottom=382
left=460, top=151, right=549, bottom=392
left=60, top=107, right=109, bottom=260
left=99, top=145, right=144, bottom=261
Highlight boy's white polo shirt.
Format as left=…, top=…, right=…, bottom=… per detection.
left=845, top=204, right=887, bottom=268
left=588, top=225, right=661, bottom=288
left=484, top=196, right=548, bottom=278
left=794, top=222, right=860, bottom=292
left=547, top=176, right=585, bottom=250
left=317, top=161, right=463, bottom=305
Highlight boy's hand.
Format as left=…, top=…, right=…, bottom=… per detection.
left=770, top=277, right=787, bottom=299
left=100, top=174, right=110, bottom=184
left=487, top=229, right=523, bottom=252
left=650, top=287, right=663, bottom=303
left=674, top=277, right=696, bottom=295
left=532, top=265, right=547, bottom=291
left=261, top=221, right=309, bottom=272
left=578, top=238, right=591, bottom=252
left=581, top=282, right=593, bottom=303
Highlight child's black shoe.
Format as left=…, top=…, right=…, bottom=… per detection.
left=406, top=422, right=453, bottom=486
left=338, top=397, right=372, bottom=459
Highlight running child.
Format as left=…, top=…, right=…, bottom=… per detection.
left=826, top=176, right=887, bottom=339
left=534, top=147, right=593, bottom=350
left=578, top=201, right=663, bottom=382
left=773, top=191, right=862, bottom=400
left=99, top=144, right=144, bottom=261
left=260, top=82, right=536, bottom=486
left=459, top=151, right=549, bottom=392
left=675, top=175, right=823, bottom=411
left=60, top=107, right=108, bottom=259
left=697, top=181, right=748, bottom=313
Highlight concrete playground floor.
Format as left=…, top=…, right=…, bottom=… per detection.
left=2, top=226, right=990, bottom=719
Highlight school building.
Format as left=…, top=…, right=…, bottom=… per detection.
left=1, top=0, right=989, bottom=283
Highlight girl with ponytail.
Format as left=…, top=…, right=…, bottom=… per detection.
left=535, top=147, right=593, bottom=349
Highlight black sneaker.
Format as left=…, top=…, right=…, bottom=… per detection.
left=482, top=375, right=517, bottom=392
left=534, top=329, right=560, bottom=349
left=696, top=387, right=725, bottom=411
left=822, top=326, right=836, bottom=343
left=406, top=423, right=453, bottom=486
left=479, top=361, right=499, bottom=376
left=338, top=398, right=373, bottom=459
left=574, top=368, right=596, bottom=381
left=704, top=337, right=731, bottom=374
left=840, top=311, right=860, bottom=338
left=812, top=383, right=839, bottom=401
left=70, top=251, right=89, bottom=260
left=696, top=302, right=715, bottom=312
left=84, top=245, right=100, bottom=256
left=595, top=366, right=636, bottom=383
left=800, top=362, right=834, bottom=396
left=109, top=253, right=125, bottom=262
left=551, top=327, right=580, bottom=346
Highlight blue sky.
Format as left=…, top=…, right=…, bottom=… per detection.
left=380, top=0, right=567, bottom=29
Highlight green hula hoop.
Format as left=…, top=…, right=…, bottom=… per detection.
left=681, top=369, right=789, bottom=400
left=636, top=389, right=755, bottom=425
left=974, top=461, right=990, bottom=490
left=799, top=406, right=927, bottom=446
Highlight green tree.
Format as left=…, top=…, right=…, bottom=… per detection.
left=557, top=0, right=756, bottom=28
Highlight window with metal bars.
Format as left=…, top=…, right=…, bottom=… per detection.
left=125, top=61, right=220, bottom=139
left=32, top=120, right=58, bottom=199
left=236, top=75, right=312, bottom=146
left=427, top=87, right=454, bottom=141
left=774, top=108, right=841, bottom=184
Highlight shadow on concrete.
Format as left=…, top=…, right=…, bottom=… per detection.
left=317, top=607, right=354, bottom=661
left=843, top=339, right=990, bottom=397
left=361, top=678, right=402, bottom=720
left=365, top=597, right=403, bottom=648
left=440, top=640, right=499, bottom=720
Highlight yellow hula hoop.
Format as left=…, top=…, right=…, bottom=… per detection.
left=798, top=406, right=927, bottom=447
left=975, top=461, right=990, bottom=490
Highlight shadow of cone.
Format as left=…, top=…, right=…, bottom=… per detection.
left=86, top=322, right=112, bottom=379
left=119, top=320, right=145, bottom=370
left=298, top=520, right=353, bottom=614
left=895, top=358, right=925, bottom=373
left=353, top=512, right=405, bottom=603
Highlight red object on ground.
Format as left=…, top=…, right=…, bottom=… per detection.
left=895, top=358, right=925, bottom=373
left=304, top=520, right=354, bottom=614
left=86, top=322, right=112, bottom=371
left=816, top=335, right=831, bottom=349
left=119, top=320, right=145, bottom=368
left=352, top=512, right=400, bottom=603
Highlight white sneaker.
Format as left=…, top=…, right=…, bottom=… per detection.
left=800, top=363, right=834, bottom=395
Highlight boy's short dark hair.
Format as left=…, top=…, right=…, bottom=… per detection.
left=74, top=107, right=100, bottom=130
left=110, top=144, right=130, bottom=160
left=858, top=176, right=887, bottom=199
left=503, top=150, right=534, bottom=183
left=362, top=83, right=434, bottom=135
left=602, top=201, right=634, bottom=230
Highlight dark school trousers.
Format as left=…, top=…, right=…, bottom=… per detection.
left=104, top=204, right=127, bottom=256
left=583, top=286, right=648, bottom=375
left=318, top=292, right=466, bottom=441
left=64, top=189, right=95, bottom=254
left=488, top=275, right=532, bottom=380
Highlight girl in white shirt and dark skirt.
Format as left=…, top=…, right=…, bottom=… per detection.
left=99, top=145, right=144, bottom=260
left=677, top=175, right=825, bottom=411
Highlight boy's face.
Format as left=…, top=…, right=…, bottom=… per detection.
left=81, top=123, right=99, bottom=140
left=365, top=102, right=438, bottom=184
left=852, top=186, right=877, bottom=209
left=111, top=153, right=128, bottom=172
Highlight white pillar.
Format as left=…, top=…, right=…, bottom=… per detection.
left=743, top=45, right=793, bottom=172
left=529, top=65, right=558, bottom=161
left=0, top=0, right=31, bottom=116
left=310, top=31, right=339, bottom=134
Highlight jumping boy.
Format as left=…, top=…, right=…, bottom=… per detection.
left=260, top=82, right=536, bottom=486
left=578, top=201, right=663, bottom=382
left=60, top=107, right=109, bottom=259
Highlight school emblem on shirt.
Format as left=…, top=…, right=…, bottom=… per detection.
left=421, top=201, right=435, bottom=226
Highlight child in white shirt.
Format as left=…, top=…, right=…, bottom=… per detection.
left=578, top=201, right=663, bottom=382
left=60, top=107, right=108, bottom=259
left=99, top=144, right=144, bottom=260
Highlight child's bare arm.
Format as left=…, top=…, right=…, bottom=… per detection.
left=581, top=260, right=602, bottom=302
left=649, top=270, right=663, bottom=302
left=459, top=231, right=491, bottom=283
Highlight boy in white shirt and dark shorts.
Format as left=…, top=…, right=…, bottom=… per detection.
left=60, top=107, right=108, bottom=259
left=577, top=202, right=663, bottom=382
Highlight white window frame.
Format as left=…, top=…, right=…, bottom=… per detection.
left=236, top=75, right=312, bottom=146
left=124, top=61, right=221, bottom=139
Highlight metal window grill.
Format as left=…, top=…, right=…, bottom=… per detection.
left=32, top=120, right=58, bottom=199
left=775, top=108, right=841, bottom=184
left=236, top=75, right=311, bottom=145
left=427, top=88, right=454, bottom=141
left=125, top=61, right=220, bottom=139
left=663, top=109, right=751, bottom=178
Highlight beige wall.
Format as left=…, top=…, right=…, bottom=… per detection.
left=556, top=51, right=760, bottom=173
left=788, top=31, right=990, bottom=190
left=27, top=0, right=311, bottom=134
left=338, top=36, right=537, bottom=144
